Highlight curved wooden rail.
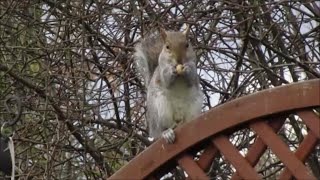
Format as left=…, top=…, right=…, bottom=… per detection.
left=110, top=79, right=320, bottom=180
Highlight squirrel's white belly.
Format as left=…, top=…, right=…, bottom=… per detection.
left=164, top=80, right=202, bottom=125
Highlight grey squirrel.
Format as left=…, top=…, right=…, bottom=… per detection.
left=134, top=27, right=203, bottom=143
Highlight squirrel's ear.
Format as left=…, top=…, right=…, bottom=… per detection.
left=160, top=28, right=167, bottom=40
left=182, top=25, right=190, bottom=36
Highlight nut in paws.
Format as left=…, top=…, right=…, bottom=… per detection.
left=176, top=64, right=184, bottom=75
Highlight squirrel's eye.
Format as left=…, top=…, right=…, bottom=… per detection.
left=166, top=45, right=170, bottom=49
left=186, top=43, right=189, bottom=48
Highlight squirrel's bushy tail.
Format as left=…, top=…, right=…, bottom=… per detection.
left=134, top=33, right=164, bottom=87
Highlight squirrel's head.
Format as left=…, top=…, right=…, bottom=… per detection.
left=159, top=26, right=195, bottom=65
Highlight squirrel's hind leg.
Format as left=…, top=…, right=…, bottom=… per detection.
left=161, top=122, right=179, bottom=143
left=162, top=128, right=175, bottom=143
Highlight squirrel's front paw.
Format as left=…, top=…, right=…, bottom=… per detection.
left=162, top=128, right=175, bottom=143
left=182, top=64, right=192, bottom=75
left=171, top=65, right=178, bottom=76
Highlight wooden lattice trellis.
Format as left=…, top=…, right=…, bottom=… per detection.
left=109, top=79, right=320, bottom=180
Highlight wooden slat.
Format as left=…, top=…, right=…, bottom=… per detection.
left=146, top=175, right=157, bottom=180
left=177, top=153, right=209, bottom=180
left=297, top=110, right=320, bottom=138
left=279, top=132, right=319, bottom=180
left=196, top=144, right=219, bottom=171
left=212, top=135, right=261, bottom=180
left=231, top=118, right=285, bottom=180
left=109, top=80, right=320, bottom=180
left=251, top=121, right=317, bottom=180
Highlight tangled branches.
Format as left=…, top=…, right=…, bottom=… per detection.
left=0, top=0, right=319, bottom=179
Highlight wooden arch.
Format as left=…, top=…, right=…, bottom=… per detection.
left=110, top=79, right=320, bottom=180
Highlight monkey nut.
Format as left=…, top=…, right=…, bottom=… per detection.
left=176, top=64, right=183, bottom=75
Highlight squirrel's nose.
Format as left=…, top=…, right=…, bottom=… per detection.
left=172, top=52, right=184, bottom=64
left=171, top=54, right=179, bottom=64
